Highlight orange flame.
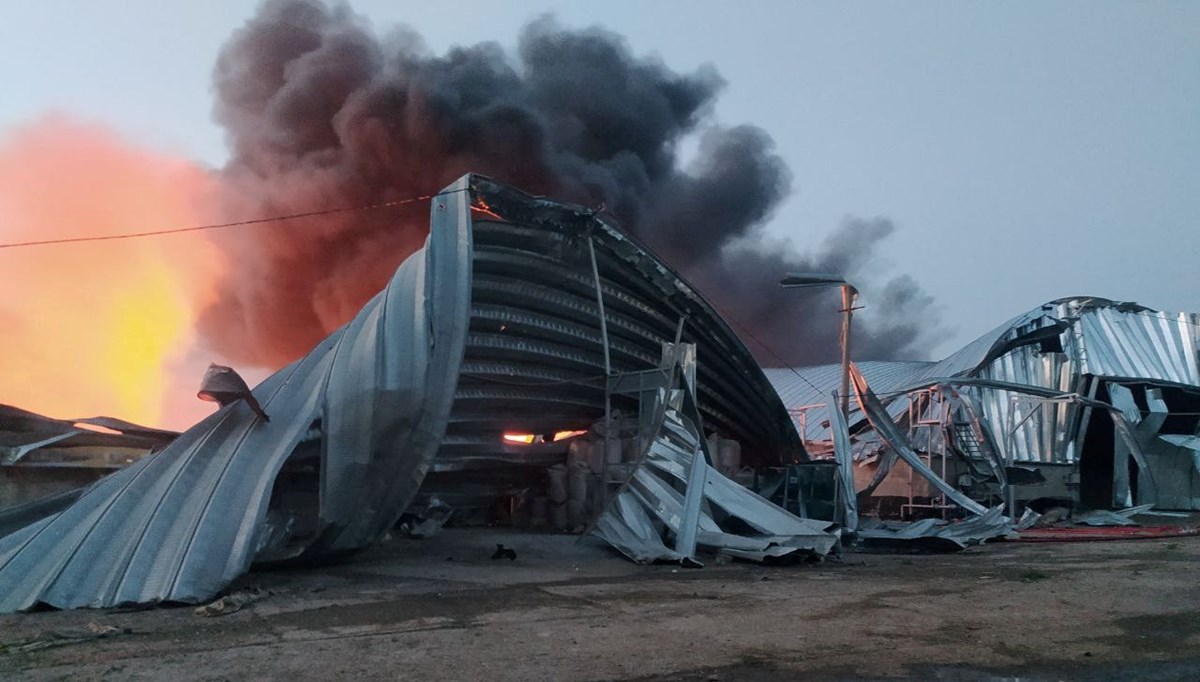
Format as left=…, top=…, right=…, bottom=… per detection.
left=0, top=117, right=223, bottom=429
left=502, top=430, right=588, bottom=445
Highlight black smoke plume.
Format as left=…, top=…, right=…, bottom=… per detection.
left=202, top=0, right=940, bottom=368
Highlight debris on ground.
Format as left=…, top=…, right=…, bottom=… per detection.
left=856, top=506, right=1012, bottom=552
left=194, top=587, right=270, bottom=617
left=399, top=497, right=454, bottom=539
left=1032, top=507, right=1071, bottom=527
left=0, top=621, right=131, bottom=654
left=491, top=544, right=517, bottom=561
left=1074, top=503, right=1154, bottom=527
left=1015, top=508, right=1042, bottom=531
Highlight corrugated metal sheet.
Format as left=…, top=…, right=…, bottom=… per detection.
left=765, top=297, right=1200, bottom=465
left=595, top=405, right=837, bottom=564
left=1076, top=304, right=1200, bottom=385
left=857, top=506, right=1011, bottom=550
left=0, top=177, right=474, bottom=611
left=0, top=174, right=804, bottom=612
left=0, top=404, right=177, bottom=467
left=763, top=361, right=930, bottom=441
left=429, top=177, right=803, bottom=478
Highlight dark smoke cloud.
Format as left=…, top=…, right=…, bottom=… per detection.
left=202, top=0, right=940, bottom=368
left=689, top=218, right=943, bottom=366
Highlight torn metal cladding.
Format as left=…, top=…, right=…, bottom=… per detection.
left=593, top=404, right=837, bottom=565
left=456, top=176, right=803, bottom=471
left=766, top=295, right=1200, bottom=515
left=857, top=506, right=1012, bottom=551
left=0, top=174, right=805, bottom=612
left=849, top=365, right=989, bottom=517
left=767, top=297, right=1200, bottom=458
left=0, top=404, right=177, bottom=467
left=0, top=405, right=180, bottom=539
left=0, top=176, right=474, bottom=612
left=829, top=395, right=858, bottom=532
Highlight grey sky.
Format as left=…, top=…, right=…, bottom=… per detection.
left=2, top=0, right=1196, bottom=359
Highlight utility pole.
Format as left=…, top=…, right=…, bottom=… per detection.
left=838, top=283, right=858, bottom=419
left=780, top=274, right=859, bottom=420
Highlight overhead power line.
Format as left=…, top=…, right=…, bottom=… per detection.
left=0, top=188, right=470, bottom=250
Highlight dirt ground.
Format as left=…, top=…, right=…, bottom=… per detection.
left=2, top=526, right=1199, bottom=681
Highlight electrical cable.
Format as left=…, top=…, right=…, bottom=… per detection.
left=0, top=188, right=469, bottom=250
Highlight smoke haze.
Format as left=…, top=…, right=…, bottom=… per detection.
left=204, top=0, right=941, bottom=368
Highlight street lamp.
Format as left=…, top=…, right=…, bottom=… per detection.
left=779, top=274, right=859, bottom=419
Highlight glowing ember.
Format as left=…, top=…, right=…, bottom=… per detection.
left=0, top=117, right=222, bottom=429
left=71, top=422, right=123, bottom=435
left=503, top=430, right=587, bottom=445
left=469, top=197, right=503, bottom=221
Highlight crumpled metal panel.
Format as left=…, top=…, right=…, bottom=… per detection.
left=766, top=297, right=1200, bottom=465
left=593, top=408, right=837, bottom=564
left=0, top=182, right=472, bottom=612
left=434, top=177, right=805, bottom=474
left=1158, top=435, right=1200, bottom=488
left=973, top=344, right=1085, bottom=464
left=829, top=392, right=858, bottom=532
left=857, top=506, right=1011, bottom=550
left=850, top=365, right=990, bottom=516
left=0, top=404, right=177, bottom=466
left=0, top=173, right=804, bottom=611
left=763, top=361, right=928, bottom=442
left=1074, top=504, right=1153, bottom=526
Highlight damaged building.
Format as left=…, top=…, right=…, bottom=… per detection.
left=3, top=173, right=1195, bottom=613
left=0, top=175, right=836, bottom=613
left=0, top=406, right=177, bottom=540
left=766, top=297, right=1200, bottom=519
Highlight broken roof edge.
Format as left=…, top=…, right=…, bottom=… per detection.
left=0, top=185, right=473, bottom=613
left=765, top=295, right=1200, bottom=439
left=0, top=173, right=808, bottom=612
left=467, top=175, right=806, bottom=463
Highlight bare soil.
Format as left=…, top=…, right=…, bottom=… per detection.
left=2, top=527, right=1199, bottom=680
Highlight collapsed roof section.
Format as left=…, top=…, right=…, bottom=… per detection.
left=452, top=176, right=802, bottom=471
left=0, top=177, right=473, bottom=612
left=0, top=405, right=178, bottom=540
left=0, top=174, right=804, bottom=612
left=766, top=296, right=1200, bottom=513
left=0, top=404, right=178, bottom=468
left=769, top=297, right=1199, bottom=446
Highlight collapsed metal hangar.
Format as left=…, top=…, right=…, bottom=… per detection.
left=4, top=174, right=1195, bottom=612
left=0, top=174, right=825, bottom=612
left=766, top=297, right=1200, bottom=516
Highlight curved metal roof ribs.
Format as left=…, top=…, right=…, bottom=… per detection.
left=766, top=296, right=1200, bottom=444
left=0, top=174, right=802, bottom=612
left=0, top=176, right=474, bottom=612
left=446, top=176, right=803, bottom=473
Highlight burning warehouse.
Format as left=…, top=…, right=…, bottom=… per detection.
left=4, top=175, right=1197, bottom=610
left=1, top=0, right=1194, bottom=619
left=0, top=175, right=836, bottom=612
left=3, top=174, right=1196, bottom=610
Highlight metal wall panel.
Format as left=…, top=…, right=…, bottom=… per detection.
left=0, top=174, right=804, bottom=612
left=0, top=183, right=473, bottom=612
left=765, top=297, right=1200, bottom=465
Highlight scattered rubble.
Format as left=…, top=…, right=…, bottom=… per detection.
left=194, top=587, right=270, bottom=618
left=0, top=621, right=130, bottom=654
